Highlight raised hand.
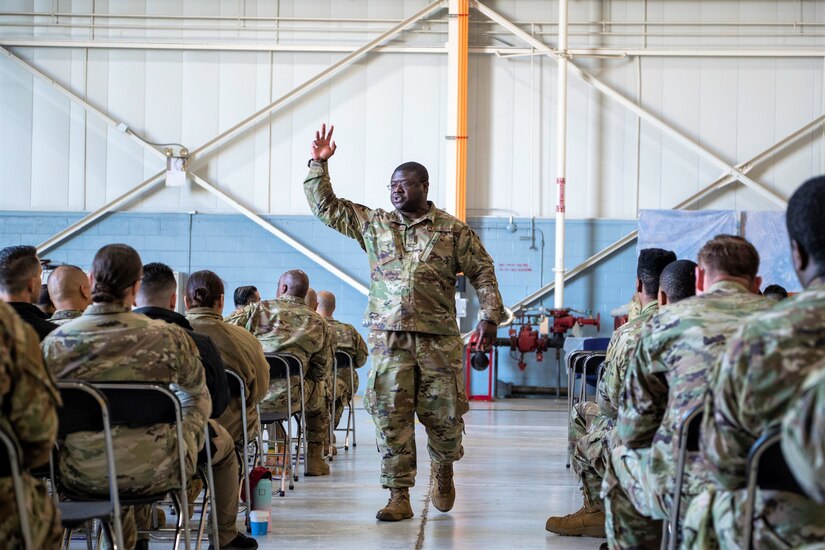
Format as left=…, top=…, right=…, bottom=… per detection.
left=311, top=123, right=337, bottom=161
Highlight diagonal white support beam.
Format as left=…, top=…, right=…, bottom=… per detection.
left=506, top=113, right=825, bottom=314
left=473, top=1, right=788, bottom=209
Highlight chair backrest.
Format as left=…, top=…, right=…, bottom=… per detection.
left=583, top=354, right=605, bottom=374
left=264, top=353, right=303, bottom=379
left=225, top=369, right=244, bottom=398
left=668, top=405, right=704, bottom=550
left=93, top=383, right=177, bottom=428
left=0, top=424, right=32, bottom=549
left=335, top=351, right=353, bottom=370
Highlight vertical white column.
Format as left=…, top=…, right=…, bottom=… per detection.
left=445, top=0, right=460, bottom=216
left=554, top=0, right=569, bottom=309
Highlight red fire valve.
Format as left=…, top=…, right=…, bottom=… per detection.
left=517, top=325, right=539, bottom=353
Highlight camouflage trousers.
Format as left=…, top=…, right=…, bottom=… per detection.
left=260, top=376, right=330, bottom=447
left=333, top=368, right=360, bottom=429
left=603, top=445, right=666, bottom=550
left=364, top=331, right=469, bottom=489
left=682, top=485, right=825, bottom=549
left=570, top=401, right=610, bottom=510
left=0, top=475, right=62, bottom=548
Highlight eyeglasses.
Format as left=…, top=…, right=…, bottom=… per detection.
left=387, top=180, right=427, bottom=191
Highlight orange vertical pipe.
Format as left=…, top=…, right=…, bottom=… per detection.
left=455, top=0, right=469, bottom=221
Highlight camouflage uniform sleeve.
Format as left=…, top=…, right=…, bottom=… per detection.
left=167, top=325, right=210, bottom=453
left=306, top=321, right=334, bottom=382
left=7, top=322, right=60, bottom=469
left=597, top=331, right=624, bottom=418
left=352, top=327, right=369, bottom=368
left=781, top=365, right=825, bottom=503
left=304, top=161, right=370, bottom=249
left=617, top=336, right=668, bottom=448
left=224, top=304, right=253, bottom=328
left=455, top=224, right=505, bottom=325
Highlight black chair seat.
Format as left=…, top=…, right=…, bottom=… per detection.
left=57, top=501, right=115, bottom=527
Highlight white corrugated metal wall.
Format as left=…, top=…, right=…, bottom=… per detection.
left=1, top=0, right=823, bottom=218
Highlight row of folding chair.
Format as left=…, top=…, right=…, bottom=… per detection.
left=565, top=350, right=607, bottom=468
left=0, top=380, right=224, bottom=550
left=666, top=406, right=812, bottom=550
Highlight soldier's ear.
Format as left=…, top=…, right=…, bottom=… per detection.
left=658, top=289, right=668, bottom=306
left=695, top=266, right=706, bottom=295
left=218, top=294, right=225, bottom=311
left=635, top=277, right=643, bottom=294
left=791, top=239, right=808, bottom=273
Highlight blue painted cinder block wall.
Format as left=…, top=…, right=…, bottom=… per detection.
left=0, top=211, right=638, bottom=396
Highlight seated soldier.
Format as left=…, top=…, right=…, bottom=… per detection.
left=47, top=265, right=92, bottom=325
left=684, top=177, right=825, bottom=549
left=781, top=362, right=825, bottom=504
left=134, top=262, right=256, bottom=550
left=184, top=270, right=270, bottom=446
left=0, top=246, right=57, bottom=340
left=227, top=269, right=334, bottom=477
left=42, top=244, right=211, bottom=550
left=231, top=285, right=260, bottom=315
left=316, top=290, right=368, bottom=433
left=547, top=248, right=677, bottom=537
left=0, top=301, right=61, bottom=547
left=603, top=235, right=770, bottom=550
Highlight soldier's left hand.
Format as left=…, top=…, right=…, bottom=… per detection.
left=474, top=320, right=498, bottom=351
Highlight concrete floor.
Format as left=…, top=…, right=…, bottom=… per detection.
left=250, top=398, right=602, bottom=550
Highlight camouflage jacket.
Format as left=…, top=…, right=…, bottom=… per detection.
left=304, top=161, right=505, bottom=335
left=0, top=301, right=60, bottom=470
left=598, top=299, right=659, bottom=421
left=41, top=303, right=210, bottom=486
left=703, top=278, right=825, bottom=490
left=781, top=363, right=825, bottom=504
left=50, top=309, right=84, bottom=326
left=225, top=295, right=333, bottom=383
left=326, top=318, right=368, bottom=369
left=618, top=281, right=770, bottom=496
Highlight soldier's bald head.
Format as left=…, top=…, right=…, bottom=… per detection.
left=47, top=265, right=91, bottom=309
left=305, top=288, right=318, bottom=311
left=317, top=291, right=336, bottom=317
left=277, top=269, right=309, bottom=299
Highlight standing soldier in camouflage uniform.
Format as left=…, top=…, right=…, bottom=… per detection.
left=47, top=265, right=91, bottom=325
left=185, top=270, right=270, bottom=446
left=781, top=363, right=825, bottom=505
left=42, top=244, right=210, bottom=549
left=0, top=301, right=62, bottom=547
left=304, top=124, right=505, bottom=521
left=227, top=269, right=334, bottom=476
left=547, top=249, right=678, bottom=537
left=316, top=290, right=369, bottom=432
left=604, top=235, right=770, bottom=549
left=684, top=177, right=825, bottom=549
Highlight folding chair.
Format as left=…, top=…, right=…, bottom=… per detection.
left=566, top=351, right=605, bottom=468
left=332, top=351, right=357, bottom=452
left=225, top=369, right=252, bottom=528
left=578, top=354, right=606, bottom=403
left=666, top=405, right=703, bottom=550
left=743, top=428, right=809, bottom=549
left=0, top=424, right=33, bottom=549
left=51, top=381, right=125, bottom=550
left=260, top=353, right=306, bottom=496
left=92, top=382, right=195, bottom=550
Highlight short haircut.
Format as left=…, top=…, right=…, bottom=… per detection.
left=660, top=260, right=697, bottom=303
left=233, top=285, right=259, bottom=308
left=0, top=245, right=40, bottom=295
left=139, top=263, right=177, bottom=300
left=697, top=234, right=760, bottom=279
left=763, top=284, right=788, bottom=301
left=187, top=270, right=224, bottom=309
left=787, top=175, right=825, bottom=267
left=47, top=265, right=87, bottom=302
left=393, top=162, right=429, bottom=184
left=637, top=248, right=677, bottom=296
left=90, top=244, right=142, bottom=303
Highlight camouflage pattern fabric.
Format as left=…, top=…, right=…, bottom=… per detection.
left=327, top=317, right=368, bottom=428
left=605, top=281, right=769, bottom=549
left=684, top=279, right=825, bottom=549
left=49, top=308, right=83, bottom=325
left=304, top=162, right=506, bottom=335
left=0, top=301, right=62, bottom=548
left=42, top=302, right=209, bottom=548
left=226, top=295, right=333, bottom=447
left=364, top=331, right=468, bottom=488
left=627, top=294, right=642, bottom=322
left=187, top=307, right=270, bottom=443
left=781, top=364, right=825, bottom=504
left=569, top=300, right=659, bottom=511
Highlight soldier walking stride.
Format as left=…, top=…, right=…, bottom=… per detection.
left=304, top=124, right=505, bottom=521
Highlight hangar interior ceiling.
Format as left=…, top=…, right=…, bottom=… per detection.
left=1, top=0, right=823, bottom=221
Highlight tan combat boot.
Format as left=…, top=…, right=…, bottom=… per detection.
left=431, top=461, right=456, bottom=512
left=305, top=443, right=330, bottom=476
left=376, top=488, right=414, bottom=521
left=544, top=501, right=606, bottom=537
